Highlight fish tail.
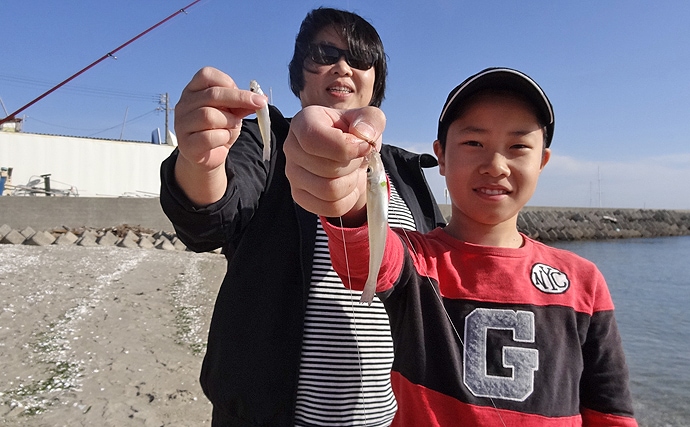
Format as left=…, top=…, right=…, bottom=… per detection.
left=263, top=140, right=270, bottom=161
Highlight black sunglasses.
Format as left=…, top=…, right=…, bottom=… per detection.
left=306, top=43, right=376, bottom=70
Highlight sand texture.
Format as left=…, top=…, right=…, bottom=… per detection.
left=0, top=244, right=226, bottom=426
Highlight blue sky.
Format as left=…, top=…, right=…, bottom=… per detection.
left=2, top=0, right=689, bottom=209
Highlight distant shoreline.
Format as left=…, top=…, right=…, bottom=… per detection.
left=518, top=207, right=690, bottom=241
left=0, top=197, right=689, bottom=245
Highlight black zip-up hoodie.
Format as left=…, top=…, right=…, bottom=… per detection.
left=160, top=106, right=445, bottom=426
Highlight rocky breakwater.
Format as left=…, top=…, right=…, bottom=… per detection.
left=518, top=208, right=690, bottom=242
left=1, top=208, right=689, bottom=249
left=0, top=223, right=199, bottom=251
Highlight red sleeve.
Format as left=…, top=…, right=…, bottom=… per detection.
left=321, top=216, right=404, bottom=293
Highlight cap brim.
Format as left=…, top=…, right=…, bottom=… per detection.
left=438, top=68, right=554, bottom=147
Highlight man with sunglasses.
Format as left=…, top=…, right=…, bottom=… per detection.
left=160, top=7, right=444, bottom=426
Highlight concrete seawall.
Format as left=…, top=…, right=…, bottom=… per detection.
left=0, top=197, right=174, bottom=231
left=426, top=205, right=688, bottom=241
left=1, top=198, right=689, bottom=248
left=516, top=206, right=690, bottom=241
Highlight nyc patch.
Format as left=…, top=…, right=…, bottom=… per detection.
left=530, top=263, right=570, bottom=294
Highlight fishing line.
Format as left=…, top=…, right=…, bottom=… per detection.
left=338, top=216, right=369, bottom=425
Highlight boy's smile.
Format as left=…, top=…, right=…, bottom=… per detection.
left=434, top=92, right=551, bottom=246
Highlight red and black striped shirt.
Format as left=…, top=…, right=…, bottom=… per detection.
left=324, top=224, right=638, bottom=427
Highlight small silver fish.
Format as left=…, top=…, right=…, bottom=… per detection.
left=361, top=149, right=388, bottom=305
left=249, top=80, right=271, bottom=161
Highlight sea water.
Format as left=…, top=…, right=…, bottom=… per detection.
left=552, top=236, right=690, bottom=427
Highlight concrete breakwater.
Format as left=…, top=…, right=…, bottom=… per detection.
left=0, top=197, right=689, bottom=249
left=0, top=222, right=190, bottom=251
left=517, top=207, right=690, bottom=241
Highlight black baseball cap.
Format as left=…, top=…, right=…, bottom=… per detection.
left=437, top=67, right=555, bottom=147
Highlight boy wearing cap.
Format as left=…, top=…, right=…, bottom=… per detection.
left=285, top=67, right=637, bottom=426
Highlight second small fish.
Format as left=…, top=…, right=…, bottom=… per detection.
left=361, top=149, right=388, bottom=305
left=249, top=80, right=271, bottom=161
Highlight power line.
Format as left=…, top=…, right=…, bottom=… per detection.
left=87, top=109, right=159, bottom=137
left=0, top=0, right=202, bottom=126
left=25, top=108, right=158, bottom=136
left=0, top=74, right=159, bottom=103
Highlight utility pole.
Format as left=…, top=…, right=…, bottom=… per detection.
left=120, top=106, right=129, bottom=140
left=164, top=93, right=169, bottom=145
left=158, top=93, right=172, bottom=144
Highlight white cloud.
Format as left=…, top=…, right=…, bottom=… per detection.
left=395, top=142, right=690, bottom=210
left=533, top=154, right=690, bottom=209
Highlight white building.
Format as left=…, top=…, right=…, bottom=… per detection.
left=0, top=130, right=175, bottom=197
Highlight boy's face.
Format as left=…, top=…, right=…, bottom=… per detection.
left=434, top=92, right=551, bottom=231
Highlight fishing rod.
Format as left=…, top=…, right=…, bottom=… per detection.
left=0, top=0, right=202, bottom=126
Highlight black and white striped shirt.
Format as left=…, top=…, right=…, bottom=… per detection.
left=294, top=181, right=416, bottom=426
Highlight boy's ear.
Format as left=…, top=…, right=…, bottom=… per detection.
left=433, top=140, right=446, bottom=176
left=540, top=148, right=552, bottom=170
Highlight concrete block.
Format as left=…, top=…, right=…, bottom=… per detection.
left=544, top=230, right=559, bottom=241
left=20, top=226, right=36, bottom=239
left=138, top=237, right=155, bottom=249
left=50, top=225, right=71, bottom=234
left=570, top=213, right=586, bottom=222
left=54, top=231, right=79, bottom=245
left=1, top=229, right=25, bottom=245
left=97, top=231, right=119, bottom=246
left=123, top=230, right=140, bottom=241
left=25, top=230, right=56, bottom=246
left=567, top=227, right=584, bottom=240
left=141, top=234, right=156, bottom=245
left=579, top=228, right=595, bottom=239
left=155, top=230, right=177, bottom=241
left=516, top=214, right=528, bottom=230
left=0, top=224, right=12, bottom=239
left=77, top=233, right=99, bottom=247
left=155, top=237, right=176, bottom=251
left=117, top=235, right=139, bottom=249
left=172, top=238, right=187, bottom=251
left=553, top=229, right=567, bottom=240
left=81, top=229, right=99, bottom=239
left=622, top=229, right=642, bottom=238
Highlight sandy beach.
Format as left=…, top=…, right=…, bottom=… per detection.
left=0, top=244, right=226, bottom=426
left=3, top=231, right=685, bottom=426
